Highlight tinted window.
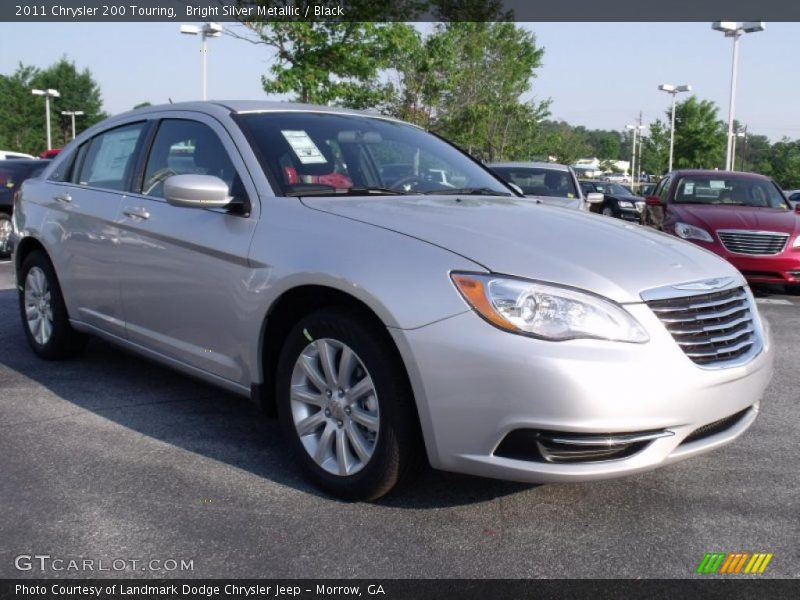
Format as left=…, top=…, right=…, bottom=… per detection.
left=235, top=112, right=510, bottom=196
left=492, top=167, right=579, bottom=199
left=77, top=123, right=146, bottom=191
left=674, top=176, right=789, bottom=209
left=142, top=119, right=239, bottom=199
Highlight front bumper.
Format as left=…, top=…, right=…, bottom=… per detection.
left=685, top=239, right=800, bottom=285
left=390, top=304, right=773, bottom=484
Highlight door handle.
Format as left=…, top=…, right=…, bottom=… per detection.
left=53, top=192, right=72, bottom=204
left=123, top=207, right=151, bottom=220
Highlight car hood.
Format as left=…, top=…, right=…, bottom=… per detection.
left=524, top=194, right=583, bottom=211
left=301, top=195, right=742, bottom=303
left=670, top=204, right=800, bottom=235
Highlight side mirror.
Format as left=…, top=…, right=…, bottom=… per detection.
left=507, top=182, right=524, bottom=196
left=586, top=192, right=604, bottom=204
left=645, top=195, right=663, bottom=206
left=164, top=174, right=232, bottom=209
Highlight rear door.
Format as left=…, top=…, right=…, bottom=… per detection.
left=116, top=114, right=259, bottom=386
left=41, top=121, right=149, bottom=337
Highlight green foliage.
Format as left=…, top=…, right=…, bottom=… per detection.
left=0, top=57, right=105, bottom=154
left=763, top=139, right=800, bottom=189
left=388, top=22, right=549, bottom=162
left=672, top=96, right=726, bottom=170
left=640, top=119, right=671, bottom=176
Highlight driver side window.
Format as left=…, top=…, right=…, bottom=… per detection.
left=142, top=119, right=238, bottom=199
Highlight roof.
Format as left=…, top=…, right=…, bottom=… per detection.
left=669, top=169, right=772, bottom=181
left=488, top=161, right=569, bottom=171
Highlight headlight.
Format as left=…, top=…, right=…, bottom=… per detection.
left=451, top=273, right=649, bottom=343
left=674, top=222, right=713, bottom=242
left=617, top=200, right=634, bottom=209
left=792, top=236, right=800, bottom=248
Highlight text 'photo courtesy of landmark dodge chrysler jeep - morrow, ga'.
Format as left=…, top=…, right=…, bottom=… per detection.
left=12, top=101, right=773, bottom=500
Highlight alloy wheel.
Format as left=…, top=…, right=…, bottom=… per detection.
left=290, top=338, right=380, bottom=476
left=24, top=266, right=54, bottom=345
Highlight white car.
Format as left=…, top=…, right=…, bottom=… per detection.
left=0, top=150, right=36, bottom=160
left=784, top=189, right=800, bottom=209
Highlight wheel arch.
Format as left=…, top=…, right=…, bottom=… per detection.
left=255, top=285, right=419, bottom=427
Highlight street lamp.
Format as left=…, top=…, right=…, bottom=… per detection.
left=31, top=89, right=60, bottom=150
left=658, top=84, right=692, bottom=172
left=626, top=123, right=645, bottom=189
left=61, top=110, right=84, bottom=140
left=180, top=22, right=222, bottom=100
left=712, top=21, right=765, bottom=171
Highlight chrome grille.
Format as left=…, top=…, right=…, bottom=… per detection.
left=717, top=230, right=788, bottom=255
left=646, top=287, right=758, bottom=366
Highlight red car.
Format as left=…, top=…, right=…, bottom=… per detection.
left=645, top=170, right=800, bottom=287
left=38, top=148, right=61, bottom=159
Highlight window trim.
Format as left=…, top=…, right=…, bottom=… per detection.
left=133, top=116, right=252, bottom=216
left=67, top=120, right=152, bottom=193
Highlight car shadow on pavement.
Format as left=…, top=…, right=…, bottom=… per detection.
left=0, top=289, right=533, bottom=508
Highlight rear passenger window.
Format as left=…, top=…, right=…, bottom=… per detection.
left=76, top=122, right=146, bottom=191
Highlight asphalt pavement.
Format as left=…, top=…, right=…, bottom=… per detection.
left=0, top=261, right=798, bottom=578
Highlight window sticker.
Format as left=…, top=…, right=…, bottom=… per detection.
left=709, top=180, right=725, bottom=189
left=281, top=130, right=327, bottom=164
left=684, top=182, right=694, bottom=195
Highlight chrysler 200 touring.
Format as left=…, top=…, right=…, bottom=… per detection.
left=12, top=102, right=774, bottom=500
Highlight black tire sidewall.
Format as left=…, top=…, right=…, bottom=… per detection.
left=275, top=308, right=418, bottom=501
left=18, top=250, right=84, bottom=359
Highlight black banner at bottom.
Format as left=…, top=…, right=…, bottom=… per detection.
left=0, top=579, right=798, bottom=600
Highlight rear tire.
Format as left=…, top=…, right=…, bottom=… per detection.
left=275, top=307, right=422, bottom=501
left=18, top=250, right=87, bottom=359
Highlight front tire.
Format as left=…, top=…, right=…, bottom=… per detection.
left=601, top=206, right=616, bottom=218
left=276, top=307, right=422, bottom=501
left=18, top=250, right=87, bottom=359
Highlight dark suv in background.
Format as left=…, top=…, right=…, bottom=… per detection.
left=0, top=159, right=49, bottom=258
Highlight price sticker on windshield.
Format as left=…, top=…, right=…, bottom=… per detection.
left=281, top=130, right=328, bottom=165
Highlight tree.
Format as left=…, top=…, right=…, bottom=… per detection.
left=0, top=64, right=43, bottom=153
left=672, top=96, right=726, bottom=169
left=640, top=119, right=671, bottom=176
left=765, top=139, right=800, bottom=189
left=387, top=22, right=548, bottom=162
left=231, top=2, right=421, bottom=108
left=0, top=58, right=105, bottom=153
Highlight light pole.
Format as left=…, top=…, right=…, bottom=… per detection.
left=180, top=22, right=222, bottom=100
left=626, top=123, right=645, bottom=189
left=31, top=88, right=60, bottom=150
left=61, top=110, right=84, bottom=140
left=732, top=127, right=747, bottom=171
left=658, top=84, right=692, bottom=172
left=712, top=21, right=765, bottom=171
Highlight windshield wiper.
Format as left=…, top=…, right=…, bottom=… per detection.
left=422, top=187, right=512, bottom=197
left=285, top=185, right=406, bottom=197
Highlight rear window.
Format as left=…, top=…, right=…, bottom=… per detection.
left=492, top=167, right=578, bottom=199
left=674, top=176, right=789, bottom=209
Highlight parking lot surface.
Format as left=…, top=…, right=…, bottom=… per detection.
left=0, top=261, right=798, bottom=578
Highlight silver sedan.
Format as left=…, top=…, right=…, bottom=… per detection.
left=12, top=102, right=773, bottom=500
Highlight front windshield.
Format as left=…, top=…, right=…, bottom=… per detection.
left=674, top=176, right=789, bottom=209
left=235, top=112, right=511, bottom=197
left=491, top=166, right=579, bottom=199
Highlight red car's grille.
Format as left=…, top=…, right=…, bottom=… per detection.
left=646, top=287, right=758, bottom=366
left=717, top=230, right=788, bottom=255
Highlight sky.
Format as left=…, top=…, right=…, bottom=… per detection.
left=0, top=22, right=798, bottom=142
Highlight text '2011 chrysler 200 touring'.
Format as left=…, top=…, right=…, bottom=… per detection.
left=12, top=102, right=773, bottom=500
